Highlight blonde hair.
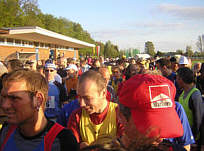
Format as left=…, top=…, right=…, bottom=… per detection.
left=2, top=69, right=48, bottom=109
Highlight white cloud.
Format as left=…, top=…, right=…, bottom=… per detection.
left=90, top=21, right=185, bottom=41
left=92, top=29, right=133, bottom=38
left=133, top=22, right=184, bottom=29
left=158, top=4, right=204, bottom=19
left=90, top=27, right=198, bottom=51
left=90, top=20, right=198, bottom=51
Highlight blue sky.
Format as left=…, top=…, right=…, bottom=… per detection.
left=38, top=0, right=204, bottom=52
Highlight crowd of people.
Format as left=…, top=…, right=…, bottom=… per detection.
left=0, top=55, right=203, bottom=151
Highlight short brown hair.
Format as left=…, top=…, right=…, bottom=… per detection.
left=2, top=69, right=48, bottom=108
left=7, top=59, right=23, bottom=71
left=157, top=58, right=171, bottom=69
left=79, top=70, right=106, bottom=93
left=112, top=66, right=121, bottom=73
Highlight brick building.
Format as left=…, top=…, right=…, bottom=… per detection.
left=0, top=26, right=95, bottom=61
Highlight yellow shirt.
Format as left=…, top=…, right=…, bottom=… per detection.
left=79, top=102, right=118, bottom=145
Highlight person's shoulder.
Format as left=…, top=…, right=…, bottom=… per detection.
left=49, top=81, right=58, bottom=88
left=196, top=75, right=202, bottom=81
left=110, top=101, right=118, bottom=106
left=162, top=140, right=186, bottom=151
left=191, top=88, right=202, bottom=99
left=57, top=128, right=79, bottom=151
left=171, top=144, right=186, bottom=151
left=175, top=101, right=182, bottom=111
left=0, top=123, right=16, bottom=146
left=69, top=108, right=82, bottom=119
left=0, top=123, right=9, bottom=137
left=72, top=107, right=82, bottom=115
left=171, top=72, right=177, bottom=78
left=57, top=128, right=76, bottom=140
left=63, top=100, right=80, bottom=111
left=69, top=100, right=79, bottom=106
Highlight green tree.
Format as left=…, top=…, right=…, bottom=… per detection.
left=119, top=50, right=125, bottom=58
left=176, top=49, right=184, bottom=55
left=110, top=44, right=119, bottom=57
left=0, top=0, right=124, bottom=58
left=104, top=41, right=112, bottom=58
left=0, top=0, right=24, bottom=27
left=186, top=45, right=193, bottom=57
left=156, top=51, right=165, bottom=57
left=132, top=49, right=140, bottom=56
left=20, top=0, right=43, bottom=26
left=40, top=14, right=58, bottom=31
left=145, top=41, right=155, bottom=56
left=103, top=41, right=119, bottom=58
left=196, top=35, right=204, bottom=52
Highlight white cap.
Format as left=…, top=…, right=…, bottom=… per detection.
left=44, top=63, right=56, bottom=69
left=66, top=64, right=78, bottom=71
left=179, top=56, right=189, bottom=65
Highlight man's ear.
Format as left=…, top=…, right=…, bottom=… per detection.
left=34, top=92, right=44, bottom=108
left=101, top=88, right=107, bottom=98
left=163, top=65, right=167, bottom=70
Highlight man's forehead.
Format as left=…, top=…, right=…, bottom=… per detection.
left=3, top=81, right=28, bottom=93
left=78, top=80, right=98, bottom=91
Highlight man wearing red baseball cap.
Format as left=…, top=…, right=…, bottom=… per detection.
left=119, top=74, right=184, bottom=150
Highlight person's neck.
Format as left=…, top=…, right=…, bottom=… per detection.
left=97, top=99, right=108, bottom=114
left=163, top=69, right=172, bottom=77
left=183, top=83, right=194, bottom=93
left=48, top=78, right=55, bottom=82
left=166, top=69, right=172, bottom=77
left=19, top=109, right=48, bottom=137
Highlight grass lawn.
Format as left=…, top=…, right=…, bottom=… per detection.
left=191, top=59, right=204, bottom=67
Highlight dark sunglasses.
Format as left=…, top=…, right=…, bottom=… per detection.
left=45, top=69, right=55, bottom=72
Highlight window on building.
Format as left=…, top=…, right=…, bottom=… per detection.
left=22, top=40, right=29, bottom=46
left=29, top=41, right=33, bottom=47
left=40, top=43, right=44, bottom=48
left=15, top=39, right=21, bottom=46
left=6, top=38, right=14, bottom=45
left=34, top=42, right=39, bottom=47
left=0, top=37, right=5, bottom=44
left=45, top=43, right=49, bottom=48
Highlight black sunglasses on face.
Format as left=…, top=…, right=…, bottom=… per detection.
left=45, top=69, right=55, bottom=72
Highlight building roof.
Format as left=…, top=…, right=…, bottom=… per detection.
left=0, top=26, right=95, bottom=48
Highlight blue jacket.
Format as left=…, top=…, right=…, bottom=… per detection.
left=57, top=99, right=80, bottom=127
left=45, top=81, right=62, bottom=118
left=166, top=102, right=195, bottom=146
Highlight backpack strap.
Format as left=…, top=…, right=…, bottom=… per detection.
left=0, top=125, right=17, bottom=151
left=44, top=123, right=64, bottom=151
left=54, top=80, right=68, bottom=103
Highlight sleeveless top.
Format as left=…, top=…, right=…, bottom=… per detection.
left=0, top=123, right=64, bottom=151
left=179, top=87, right=198, bottom=126
left=79, top=102, right=118, bottom=145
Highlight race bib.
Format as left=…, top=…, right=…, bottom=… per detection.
left=46, top=96, right=55, bottom=108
